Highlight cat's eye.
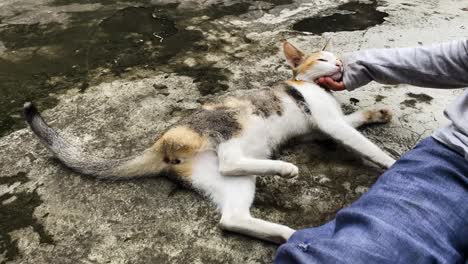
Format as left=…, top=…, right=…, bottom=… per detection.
left=317, top=58, right=328, bottom=62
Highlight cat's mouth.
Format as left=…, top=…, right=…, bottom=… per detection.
left=329, top=71, right=342, bottom=81
left=328, top=67, right=343, bottom=81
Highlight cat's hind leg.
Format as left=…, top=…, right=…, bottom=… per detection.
left=190, top=151, right=295, bottom=244
left=217, top=175, right=295, bottom=244
left=217, top=143, right=298, bottom=178
left=219, top=203, right=295, bottom=244
left=345, top=109, right=392, bottom=128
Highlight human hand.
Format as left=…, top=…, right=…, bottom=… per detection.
left=315, top=77, right=346, bottom=91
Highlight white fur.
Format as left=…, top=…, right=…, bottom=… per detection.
left=190, top=81, right=395, bottom=244
left=296, top=51, right=343, bottom=82
left=188, top=44, right=395, bottom=244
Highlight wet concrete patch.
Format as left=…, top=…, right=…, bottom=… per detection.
left=292, top=0, right=388, bottom=34
left=174, top=65, right=231, bottom=96
left=349, top=97, right=360, bottom=105
left=406, top=92, right=433, bottom=103
left=255, top=137, right=383, bottom=228
left=259, top=0, right=294, bottom=5
left=50, top=0, right=151, bottom=5
left=400, top=99, right=417, bottom=108
left=375, top=94, right=386, bottom=102
left=400, top=92, right=433, bottom=108
left=0, top=1, right=284, bottom=137
left=0, top=9, right=112, bottom=137
left=0, top=172, right=54, bottom=262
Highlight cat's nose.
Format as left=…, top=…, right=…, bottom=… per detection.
left=335, top=59, right=343, bottom=67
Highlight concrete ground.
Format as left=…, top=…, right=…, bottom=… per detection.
left=0, top=0, right=466, bottom=263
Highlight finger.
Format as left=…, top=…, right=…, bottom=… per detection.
left=316, top=77, right=331, bottom=88
left=323, top=77, right=346, bottom=91
left=316, top=77, right=326, bottom=85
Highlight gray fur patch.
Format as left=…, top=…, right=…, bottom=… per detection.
left=179, top=108, right=241, bottom=142
left=24, top=103, right=150, bottom=180
left=246, top=89, right=283, bottom=118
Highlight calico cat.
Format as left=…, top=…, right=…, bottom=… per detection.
left=24, top=41, right=395, bottom=244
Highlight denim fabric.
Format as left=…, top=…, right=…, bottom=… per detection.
left=275, top=137, right=468, bottom=264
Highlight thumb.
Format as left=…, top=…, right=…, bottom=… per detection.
left=322, top=77, right=346, bottom=91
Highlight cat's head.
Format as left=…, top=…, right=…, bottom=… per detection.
left=283, top=40, right=342, bottom=82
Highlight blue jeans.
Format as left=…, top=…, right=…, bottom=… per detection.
left=275, top=137, right=468, bottom=264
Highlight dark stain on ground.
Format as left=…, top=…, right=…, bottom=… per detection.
left=341, top=103, right=357, bottom=115
left=401, top=99, right=417, bottom=108
left=292, top=0, right=388, bottom=34
left=0, top=1, right=286, bottom=137
left=51, top=0, right=151, bottom=5
left=0, top=172, right=54, bottom=263
left=406, top=92, right=433, bottom=103
left=401, top=92, right=433, bottom=108
left=255, top=137, right=381, bottom=228
left=349, top=97, right=360, bottom=105
left=375, top=94, right=386, bottom=102
left=261, top=0, right=294, bottom=5
left=174, top=65, right=230, bottom=96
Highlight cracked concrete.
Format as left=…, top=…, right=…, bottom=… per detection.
left=0, top=0, right=467, bottom=263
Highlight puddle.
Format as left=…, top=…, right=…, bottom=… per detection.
left=400, top=99, right=417, bottom=108
left=349, top=97, right=360, bottom=105
left=375, top=94, right=386, bottom=102
left=50, top=0, right=151, bottom=5
left=0, top=172, right=54, bottom=262
left=400, top=92, right=433, bottom=108
left=0, top=1, right=288, bottom=137
left=406, top=92, right=433, bottom=104
left=292, top=1, right=388, bottom=34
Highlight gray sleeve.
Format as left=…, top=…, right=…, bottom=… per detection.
left=343, top=40, right=468, bottom=91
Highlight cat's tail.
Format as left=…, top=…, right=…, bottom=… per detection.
left=24, top=102, right=162, bottom=180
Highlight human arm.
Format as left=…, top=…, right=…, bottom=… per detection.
left=318, top=40, right=468, bottom=91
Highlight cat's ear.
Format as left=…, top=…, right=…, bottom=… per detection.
left=322, top=38, right=333, bottom=52
left=283, top=41, right=305, bottom=68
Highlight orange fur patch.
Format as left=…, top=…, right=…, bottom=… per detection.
left=363, top=110, right=373, bottom=121
left=172, top=162, right=194, bottom=178
left=295, top=52, right=321, bottom=76
left=154, top=126, right=207, bottom=177
left=203, top=97, right=250, bottom=110
left=286, top=80, right=305, bottom=86
left=158, top=126, right=206, bottom=155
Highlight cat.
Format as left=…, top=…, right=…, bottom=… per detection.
left=24, top=40, right=395, bottom=244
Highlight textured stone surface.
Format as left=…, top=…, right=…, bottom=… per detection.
left=0, top=0, right=467, bottom=263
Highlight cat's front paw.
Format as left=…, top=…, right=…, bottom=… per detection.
left=364, top=109, right=393, bottom=124
left=278, top=162, right=299, bottom=178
